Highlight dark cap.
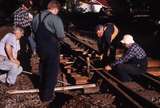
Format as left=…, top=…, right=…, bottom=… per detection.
left=18, top=0, right=32, bottom=8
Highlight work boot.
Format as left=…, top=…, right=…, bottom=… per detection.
left=42, top=100, right=53, bottom=108
left=6, top=83, right=14, bottom=87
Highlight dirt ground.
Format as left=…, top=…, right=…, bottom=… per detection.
left=0, top=73, right=117, bottom=108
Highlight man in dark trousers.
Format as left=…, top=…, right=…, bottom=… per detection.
left=105, top=34, right=148, bottom=82
left=96, top=23, right=119, bottom=66
left=14, top=0, right=33, bottom=71
left=32, top=0, right=65, bottom=103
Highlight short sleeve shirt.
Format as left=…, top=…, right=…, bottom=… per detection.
left=0, top=33, right=20, bottom=58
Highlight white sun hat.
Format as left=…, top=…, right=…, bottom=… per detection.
left=121, top=34, right=135, bottom=44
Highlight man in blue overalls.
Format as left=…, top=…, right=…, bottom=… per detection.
left=32, top=0, right=65, bottom=103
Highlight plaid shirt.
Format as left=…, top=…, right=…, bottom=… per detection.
left=111, top=43, right=147, bottom=67
left=14, top=8, right=31, bottom=28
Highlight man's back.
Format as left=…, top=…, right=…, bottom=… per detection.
left=32, top=10, right=64, bottom=40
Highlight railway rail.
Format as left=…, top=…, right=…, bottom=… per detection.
left=1, top=27, right=160, bottom=107
left=62, top=32, right=160, bottom=108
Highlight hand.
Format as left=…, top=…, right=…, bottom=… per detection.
left=16, top=60, right=20, bottom=66
left=11, top=59, right=20, bottom=66
left=32, top=50, right=37, bottom=56
left=100, top=54, right=103, bottom=60
left=95, top=54, right=103, bottom=60
left=105, top=65, right=112, bottom=71
left=29, top=13, right=33, bottom=19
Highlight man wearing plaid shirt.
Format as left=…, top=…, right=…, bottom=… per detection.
left=13, top=0, right=34, bottom=71
left=14, top=0, right=33, bottom=28
left=14, top=7, right=32, bottom=28
left=105, top=34, right=148, bottom=82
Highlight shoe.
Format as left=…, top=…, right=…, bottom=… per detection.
left=40, top=93, right=55, bottom=102
left=0, top=73, right=7, bottom=83
left=123, top=82, right=142, bottom=90
left=0, top=81, right=6, bottom=86
left=6, top=83, right=14, bottom=87
left=42, top=100, right=52, bottom=106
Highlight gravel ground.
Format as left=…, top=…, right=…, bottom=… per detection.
left=0, top=74, right=117, bottom=108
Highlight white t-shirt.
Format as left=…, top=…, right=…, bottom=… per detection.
left=0, top=33, right=20, bottom=59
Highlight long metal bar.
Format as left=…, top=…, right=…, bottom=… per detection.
left=7, top=84, right=96, bottom=94
left=103, top=71, right=159, bottom=108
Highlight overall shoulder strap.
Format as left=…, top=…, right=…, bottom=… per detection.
left=39, top=12, right=51, bottom=23
left=34, top=12, right=51, bottom=34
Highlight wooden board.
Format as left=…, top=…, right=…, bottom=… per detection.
left=7, top=84, right=96, bottom=94
left=147, top=72, right=160, bottom=77
left=148, top=59, right=160, bottom=68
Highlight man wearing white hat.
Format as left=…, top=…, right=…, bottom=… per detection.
left=105, top=34, right=148, bottom=82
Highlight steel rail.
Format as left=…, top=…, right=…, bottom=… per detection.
left=103, top=71, right=159, bottom=108
left=65, top=32, right=160, bottom=108
left=68, top=46, right=143, bottom=108
left=64, top=34, right=144, bottom=108
left=141, top=73, right=160, bottom=91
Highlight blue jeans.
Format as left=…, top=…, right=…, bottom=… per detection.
left=0, top=56, right=23, bottom=84
left=28, top=34, right=36, bottom=54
